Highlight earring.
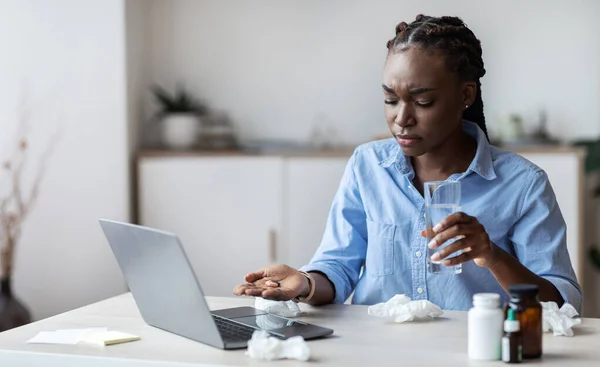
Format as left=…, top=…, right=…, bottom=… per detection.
left=465, top=104, right=469, bottom=109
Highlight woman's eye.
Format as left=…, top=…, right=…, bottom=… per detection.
left=384, top=100, right=398, bottom=105
left=415, top=100, right=433, bottom=107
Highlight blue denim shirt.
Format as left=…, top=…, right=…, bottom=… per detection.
left=301, top=121, right=582, bottom=312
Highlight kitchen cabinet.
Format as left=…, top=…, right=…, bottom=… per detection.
left=284, top=158, right=349, bottom=268
left=138, top=156, right=284, bottom=297
left=137, top=147, right=585, bottom=297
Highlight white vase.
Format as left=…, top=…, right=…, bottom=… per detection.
left=161, top=113, right=201, bottom=150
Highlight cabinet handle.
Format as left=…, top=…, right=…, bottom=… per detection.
left=269, top=229, right=277, bottom=263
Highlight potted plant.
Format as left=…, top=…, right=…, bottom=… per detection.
left=151, top=84, right=208, bottom=150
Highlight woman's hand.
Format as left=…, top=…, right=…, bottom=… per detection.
left=233, top=264, right=310, bottom=301
left=421, top=212, right=499, bottom=268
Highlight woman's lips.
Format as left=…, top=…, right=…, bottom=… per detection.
left=395, top=135, right=421, bottom=147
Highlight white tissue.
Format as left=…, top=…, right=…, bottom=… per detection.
left=541, top=301, right=582, bottom=337
left=368, top=294, right=443, bottom=323
left=255, top=314, right=298, bottom=331
left=255, top=297, right=301, bottom=317
left=27, top=328, right=108, bottom=345
left=246, top=330, right=310, bottom=361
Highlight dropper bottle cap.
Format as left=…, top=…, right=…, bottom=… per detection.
left=504, top=308, right=520, bottom=332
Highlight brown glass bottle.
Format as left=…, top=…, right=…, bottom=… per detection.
left=505, top=284, right=542, bottom=359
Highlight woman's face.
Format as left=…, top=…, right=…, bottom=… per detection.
left=382, top=46, right=475, bottom=156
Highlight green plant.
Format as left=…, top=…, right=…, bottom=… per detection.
left=574, top=139, right=600, bottom=175
left=151, top=84, right=207, bottom=118
left=574, top=138, right=600, bottom=271
left=591, top=248, right=600, bottom=270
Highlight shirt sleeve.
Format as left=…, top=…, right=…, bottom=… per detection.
left=300, top=148, right=367, bottom=304
left=509, top=169, right=582, bottom=312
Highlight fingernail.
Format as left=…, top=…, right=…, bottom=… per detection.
left=265, top=280, right=280, bottom=287
left=431, top=253, right=441, bottom=261
left=433, top=223, right=442, bottom=232
left=427, top=239, right=437, bottom=249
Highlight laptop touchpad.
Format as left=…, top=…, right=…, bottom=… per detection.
left=235, top=314, right=331, bottom=339
left=211, top=306, right=267, bottom=319
left=235, top=314, right=305, bottom=331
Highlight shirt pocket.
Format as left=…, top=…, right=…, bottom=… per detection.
left=365, top=219, right=396, bottom=277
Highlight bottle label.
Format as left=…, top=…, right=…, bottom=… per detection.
left=502, top=337, right=510, bottom=362
left=518, top=344, right=522, bottom=361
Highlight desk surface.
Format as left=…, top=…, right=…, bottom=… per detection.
left=0, top=293, right=599, bottom=366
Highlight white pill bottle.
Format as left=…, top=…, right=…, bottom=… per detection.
left=468, top=293, right=504, bottom=360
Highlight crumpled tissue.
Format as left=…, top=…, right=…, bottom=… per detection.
left=255, top=297, right=301, bottom=318
left=541, top=301, right=581, bottom=337
left=367, top=294, right=443, bottom=323
left=246, top=330, right=310, bottom=361
left=255, top=313, right=298, bottom=331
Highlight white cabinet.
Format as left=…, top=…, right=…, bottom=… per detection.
left=138, top=156, right=284, bottom=297
left=137, top=148, right=585, bottom=296
left=284, top=158, right=349, bottom=268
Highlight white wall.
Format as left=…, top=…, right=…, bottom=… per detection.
left=0, top=0, right=129, bottom=320
left=142, top=0, right=600, bottom=146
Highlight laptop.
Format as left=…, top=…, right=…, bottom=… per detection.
left=99, top=219, right=334, bottom=350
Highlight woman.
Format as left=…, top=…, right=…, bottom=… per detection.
left=233, top=15, right=582, bottom=311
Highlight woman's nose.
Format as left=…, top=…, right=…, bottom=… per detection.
left=393, top=103, right=413, bottom=127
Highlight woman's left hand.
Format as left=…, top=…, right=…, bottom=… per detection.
left=420, top=212, right=499, bottom=269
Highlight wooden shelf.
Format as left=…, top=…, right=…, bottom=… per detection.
left=137, top=144, right=586, bottom=159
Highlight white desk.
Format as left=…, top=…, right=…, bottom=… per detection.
left=0, top=293, right=598, bottom=366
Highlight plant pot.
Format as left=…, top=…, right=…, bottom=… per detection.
left=0, top=277, right=31, bottom=332
left=161, top=113, right=201, bottom=150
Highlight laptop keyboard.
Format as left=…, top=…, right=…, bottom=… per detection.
left=212, top=315, right=257, bottom=342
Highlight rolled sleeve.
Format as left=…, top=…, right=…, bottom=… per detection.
left=299, top=148, right=367, bottom=304
left=510, top=169, right=583, bottom=312
left=544, top=276, right=582, bottom=311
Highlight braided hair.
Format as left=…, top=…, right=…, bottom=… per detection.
left=386, top=14, right=489, bottom=141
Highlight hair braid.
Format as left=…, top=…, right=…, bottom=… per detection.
left=387, top=15, right=489, bottom=141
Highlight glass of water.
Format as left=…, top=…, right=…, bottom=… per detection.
left=425, top=180, right=462, bottom=274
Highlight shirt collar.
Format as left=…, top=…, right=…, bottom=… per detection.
left=378, top=120, right=497, bottom=181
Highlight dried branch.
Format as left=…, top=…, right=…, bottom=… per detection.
left=24, top=129, right=61, bottom=217
left=12, top=151, right=26, bottom=221
left=0, top=190, right=9, bottom=220
left=0, top=109, right=62, bottom=279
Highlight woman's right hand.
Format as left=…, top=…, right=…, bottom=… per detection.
left=232, top=264, right=310, bottom=301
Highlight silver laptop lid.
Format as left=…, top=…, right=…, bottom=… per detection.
left=99, top=219, right=224, bottom=349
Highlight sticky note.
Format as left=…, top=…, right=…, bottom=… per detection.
left=80, top=331, right=141, bottom=346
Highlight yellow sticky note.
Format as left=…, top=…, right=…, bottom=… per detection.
left=80, top=331, right=141, bottom=346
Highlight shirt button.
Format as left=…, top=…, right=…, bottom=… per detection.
left=415, top=251, right=422, bottom=258
left=417, top=287, right=424, bottom=294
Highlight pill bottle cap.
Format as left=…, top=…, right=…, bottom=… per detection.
left=473, top=293, right=500, bottom=308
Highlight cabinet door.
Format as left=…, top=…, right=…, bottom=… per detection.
left=138, top=156, right=283, bottom=297
left=284, top=157, right=350, bottom=268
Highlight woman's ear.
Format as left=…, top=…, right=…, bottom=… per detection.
left=462, top=81, right=477, bottom=107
